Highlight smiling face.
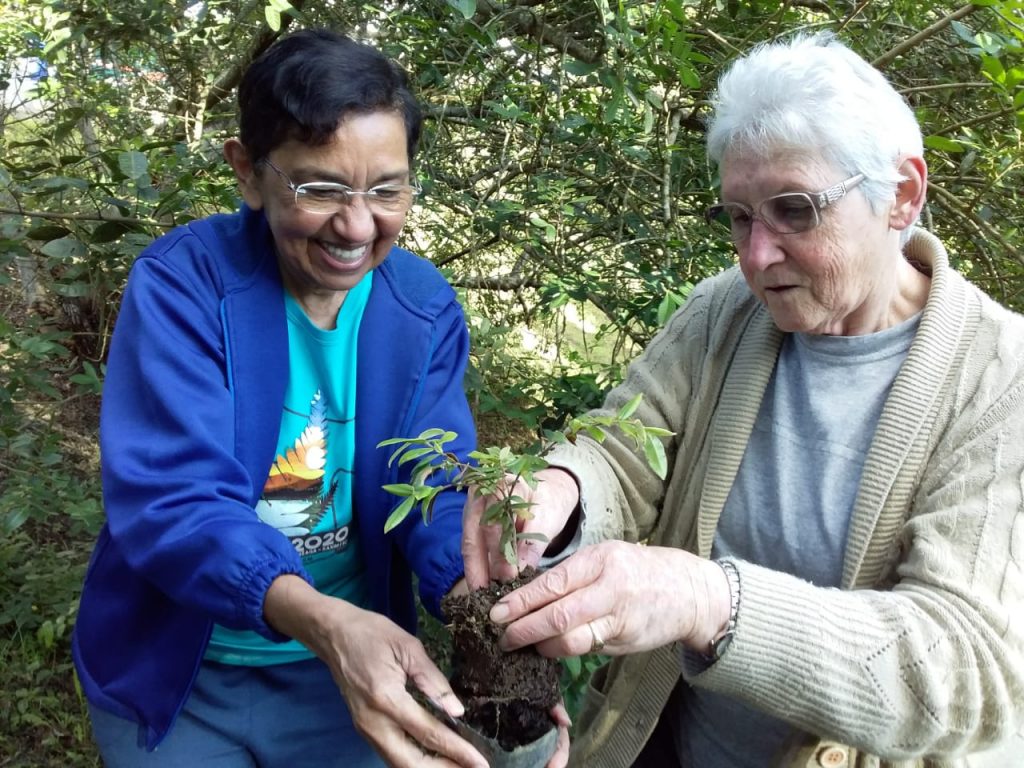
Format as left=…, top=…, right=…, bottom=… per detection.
left=225, top=110, right=410, bottom=327
left=721, top=150, right=912, bottom=336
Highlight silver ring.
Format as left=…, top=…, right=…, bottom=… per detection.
left=587, top=621, right=605, bottom=654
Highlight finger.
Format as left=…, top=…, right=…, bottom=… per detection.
left=447, top=577, right=469, bottom=598
left=403, top=648, right=466, bottom=720
left=532, top=617, right=607, bottom=658
left=497, top=580, right=614, bottom=654
left=396, top=695, right=489, bottom=768
left=515, top=527, right=550, bottom=571
left=461, top=489, right=491, bottom=590
left=368, top=711, right=485, bottom=768
left=490, top=551, right=599, bottom=625
left=545, top=702, right=572, bottom=768
left=546, top=722, right=571, bottom=768
left=550, top=700, right=572, bottom=728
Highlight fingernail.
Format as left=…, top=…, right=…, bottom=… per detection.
left=489, top=601, right=510, bottom=624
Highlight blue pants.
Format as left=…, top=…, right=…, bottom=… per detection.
left=89, top=657, right=386, bottom=767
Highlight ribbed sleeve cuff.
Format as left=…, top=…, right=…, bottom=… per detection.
left=682, top=561, right=840, bottom=721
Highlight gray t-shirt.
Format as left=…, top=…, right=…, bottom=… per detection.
left=676, top=313, right=921, bottom=767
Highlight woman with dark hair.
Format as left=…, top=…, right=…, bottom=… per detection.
left=73, top=29, right=496, bottom=768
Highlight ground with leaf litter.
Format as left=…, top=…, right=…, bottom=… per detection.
left=441, top=567, right=561, bottom=750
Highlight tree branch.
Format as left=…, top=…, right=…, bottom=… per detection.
left=435, top=234, right=502, bottom=268
left=170, top=0, right=309, bottom=140
left=901, top=81, right=990, bottom=94
left=927, top=182, right=1023, bottom=269
left=0, top=206, right=169, bottom=229
left=931, top=104, right=1020, bottom=137
left=450, top=274, right=541, bottom=290
left=474, top=0, right=604, bottom=63
left=872, top=4, right=980, bottom=70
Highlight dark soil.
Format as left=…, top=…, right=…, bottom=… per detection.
left=441, top=567, right=561, bottom=751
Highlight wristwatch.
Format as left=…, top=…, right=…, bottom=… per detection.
left=707, top=559, right=741, bottom=661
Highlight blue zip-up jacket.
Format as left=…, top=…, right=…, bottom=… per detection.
left=71, top=206, right=475, bottom=750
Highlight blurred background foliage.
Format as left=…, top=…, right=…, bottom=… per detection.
left=1, top=0, right=1022, bottom=763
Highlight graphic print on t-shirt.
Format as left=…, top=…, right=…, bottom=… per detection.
left=255, top=390, right=349, bottom=559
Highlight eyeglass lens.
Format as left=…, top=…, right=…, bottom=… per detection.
left=295, top=183, right=415, bottom=216
left=710, top=193, right=819, bottom=241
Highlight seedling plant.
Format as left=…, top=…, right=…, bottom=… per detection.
left=378, top=393, right=673, bottom=564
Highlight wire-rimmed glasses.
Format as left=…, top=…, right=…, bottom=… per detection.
left=705, top=173, right=866, bottom=242
left=261, top=158, right=421, bottom=217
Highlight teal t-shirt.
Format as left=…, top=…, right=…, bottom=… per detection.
left=205, top=273, right=373, bottom=665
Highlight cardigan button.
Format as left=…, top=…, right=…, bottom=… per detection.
left=816, top=745, right=848, bottom=767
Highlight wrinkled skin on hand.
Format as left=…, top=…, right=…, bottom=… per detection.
left=263, top=574, right=488, bottom=768
left=487, top=541, right=732, bottom=660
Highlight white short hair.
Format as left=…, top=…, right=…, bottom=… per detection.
left=706, top=32, right=923, bottom=220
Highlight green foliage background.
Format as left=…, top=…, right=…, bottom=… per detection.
left=1, top=0, right=1022, bottom=763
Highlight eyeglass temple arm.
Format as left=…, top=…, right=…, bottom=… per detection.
left=815, top=173, right=865, bottom=209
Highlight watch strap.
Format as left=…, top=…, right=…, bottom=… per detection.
left=708, top=558, right=741, bottom=661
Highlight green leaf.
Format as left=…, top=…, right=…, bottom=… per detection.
left=381, top=483, right=415, bottom=497
left=10, top=137, right=49, bottom=149
left=25, top=225, right=71, bottom=241
left=422, top=493, right=438, bottom=524
left=37, top=620, right=55, bottom=649
left=518, top=532, right=549, bottom=544
left=678, top=61, right=700, bottom=90
left=70, top=361, right=104, bottom=394
left=643, top=434, right=668, bottom=480
left=118, top=151, right=149, bottom=180
left=618, top=422, right=642, bottom=445
left=52, top=281, right=91, bottom=298
left=2, top=506, right=31, bottom=534
left=543, top=429, right=568, bottom=444
left=924, top=135, right=966, bottom=153
left=564, top=59, right=599, bottom=77
left=413, top=484, right=439, bottom=500
left=563, top=655, right=582, bottom=677
left=397, top=446, right=435, bottom=465
left=417, top=427, right=452, bottom=441
left=38, top=176, right=89, bottom=192
left=411, top=460, right=443, bottom=486
left=980, top=54, right=1005, bottom=83
left=265, top=5, right=282, bottom=30
left=90, top=220, right=130, bottom=243
left=447, top=0, right=476, bottom=19
left=482, top=499, right=511, bottom=525
left=384, top=495, right=417, bottom=533
left=40, top=237, right=87, bottom=260
left=950, top=20, right=976, bottom=46
left=500, top=527, right=517, bottom=565
left=616, top=393, right=642, bottom=420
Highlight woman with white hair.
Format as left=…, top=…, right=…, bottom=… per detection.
left=462, top=33, right=1024, bottom=767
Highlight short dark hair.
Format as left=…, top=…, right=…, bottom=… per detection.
left=237, top=28, right=422, bottom=165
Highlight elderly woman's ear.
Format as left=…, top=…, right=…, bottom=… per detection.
left=889, top=156, right=927, bottom=232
